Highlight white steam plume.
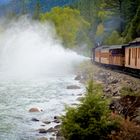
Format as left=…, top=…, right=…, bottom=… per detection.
left=0, top=17, right=86, bottom=79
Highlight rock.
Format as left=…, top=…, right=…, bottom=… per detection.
left=29, top=107, right=43, bottom=112
left=47, top=127, right=57, bottom=133
left=71, top=103, right=78, bottom=106
left=54, top=120, right=60, bottom=123
left=54, top=125, right=61, bottom=130
left=31, top=118, right=39, bottom=122
left=112, top=90, right=119, bottom=96
left=40, top=125, right=46, bottom=127
left=74, top=75, right=82, bottom=81
left=53, top=116, right=61, bottom=124
left=42, top=121, right=51, bottom=124
left=56, top=131, right=65, bottom=140
left=52, top=133, right=56, bottom=136
left=103, top=87, right=111, bottom=93
left=54, top=116, right=60, bottom=120
left=67, top=85, right=80, bottom=89
left=56, top=137, right=65, bottom=140
left=76, top=97, right=84, bottom=101
left=77, top=94, right=82, bottom=96
left=50, top=137, right=55, bottom=140
left=38, top=128, right=47, bottom=133
left=112, top=79, right=119, bottom=84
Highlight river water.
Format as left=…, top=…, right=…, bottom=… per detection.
left=0, top=18, right=86, bottom=140
left=0, top=74, right=85, bottom=140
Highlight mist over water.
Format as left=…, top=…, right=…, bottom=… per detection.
left=0, top=17, right=85, bottom=80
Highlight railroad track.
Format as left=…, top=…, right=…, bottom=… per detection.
left=95, top=62, right=140, bottom=79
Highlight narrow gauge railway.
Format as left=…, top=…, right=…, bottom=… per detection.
left=92, top=38, right=140, bottom=79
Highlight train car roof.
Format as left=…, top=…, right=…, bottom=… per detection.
left=122, top=38, right=140, bottom=48
left=123, top=41, right=140, bottom=48
left=95, top=45, right=122, bottom=50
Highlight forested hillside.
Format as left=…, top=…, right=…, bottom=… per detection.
left=72, top=0, right=140, bottom=46
left=0, top=0, right=139, bottom=48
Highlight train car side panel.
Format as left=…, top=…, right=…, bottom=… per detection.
left=109, top=48, right=124, bottom=66
left=100, top=50, right=109, bottom=64
left=137, top=47, right=140, bottom=69
left=125, top=47, right=131, bottom=67
left=125, top=44, right=140, bottom=70
left=95, top=50, right=100, bottom=63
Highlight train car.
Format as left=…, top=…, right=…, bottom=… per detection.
left=94, top=38, right=140, bottom=74
left=109, top=45, right=125, bottom=66
left=95, top=45, right=124, bottom=66
left=125, top=39, right=140, bottom=71
left=95, top=45, right=110, bottom=64
left=100, top=46, right=110, bottom=64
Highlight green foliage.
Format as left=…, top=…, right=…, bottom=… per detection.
left=120, top=87, right=140, bottom=96
left=104, top=31, right=124, bottom=45
left=72, top=0, right=111, bottom=46
left=124, top=5, right=140, bottom=42
left=61, top=81, right=120, bottom=140
left=72, top=0, right=140, bottom=45
left=40, top=7, right=90, bottom=48
left=96, top=23, right=104, bottom=36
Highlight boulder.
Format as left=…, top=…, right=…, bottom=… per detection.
left=42, top=121, right=51, bottom=124
left=74, top=75, right=82, bottom=81
left=46, top=127, right=56, bottom=133
left=67, top=85, right=80, bottom=89
left=29, top=107, right=43, bottom=112
left=76, top=97, right=84, bottom=101
left=54, top=116, right=60, bottom=120
left=54, top=125, right=61, bottom=130
left=50, top=138, right=55, bottom=140
left=31, top=118, right=39, bottom=122
left=54, top=116, right=61, bottom=124
left=38, top=128, right=47, bottom=133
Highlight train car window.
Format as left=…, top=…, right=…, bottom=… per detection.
left=139, top=48, right=140, bottom=58
left=135, top=48, right=137, bottom=66
left=128, top=48, right=131, bottom=65
left=132, top=48, right=135, bottom=59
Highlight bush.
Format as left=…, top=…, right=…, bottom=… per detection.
left=61, top=81, right=120, bottom=140
left=110, top=120, right=140, bottom=140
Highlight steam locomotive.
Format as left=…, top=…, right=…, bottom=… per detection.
left=92, top=38, right=140, bottom=74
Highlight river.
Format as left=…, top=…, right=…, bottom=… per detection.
left=0, top=74, right=85, bottom=140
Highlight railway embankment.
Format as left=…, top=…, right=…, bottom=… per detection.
left=75, top=61, right=140, bottom=123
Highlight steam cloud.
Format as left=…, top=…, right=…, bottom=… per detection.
left=0, top=17, right=86, bottom=79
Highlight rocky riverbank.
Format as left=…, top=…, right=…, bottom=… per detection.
left=75, top=61, right=140, bottom=123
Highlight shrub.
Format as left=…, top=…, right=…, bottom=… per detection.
left=110, top=120, right=140, bottom=140
left=61, top=81, right=120, bottom=140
